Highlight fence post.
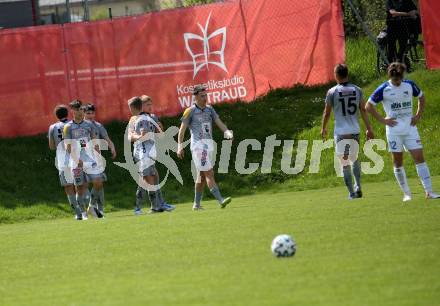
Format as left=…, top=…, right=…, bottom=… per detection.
left=346, top=0, right=389, bottom=66
left=238, top=0, right=257, bottom=100
left=66, top=0, right=71, bottom=23
left=84, top=0, right=90, bottom=21
left=61, top=24, right=72, bottom=101
left=110, top=19, right=125, bottom=119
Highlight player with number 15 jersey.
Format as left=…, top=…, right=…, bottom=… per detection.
left=321, top=64, right=374, bottom=200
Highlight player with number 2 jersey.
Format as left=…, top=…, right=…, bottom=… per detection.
left=367, top=62, right=440, bottom=201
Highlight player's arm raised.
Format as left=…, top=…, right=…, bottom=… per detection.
left=129, top=126, right=151, bottom=143
left=129, top=130, right=142, bottom=142
left=128, top=130, right=145, bottom=142
left=359, top=100, right=374, bottom=139
left=127, top=117, right=146, bottom=143
left=320, top=103, right=332, bottom=139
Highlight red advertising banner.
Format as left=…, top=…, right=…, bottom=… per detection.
left=0, top=0, right=344, bottom=138
left=420, top=0, right=440, bottom=69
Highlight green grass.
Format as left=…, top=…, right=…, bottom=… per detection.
left=1, top=177, right=440, bottom=306
left=0, top=85, right=327, bottom=223
left=277, top=68, right=440, bottom=192
left=0, top=38, right=439, bottom=223
left=345, top=36, right=427, bottom=86
left=345, top=36, right=378, bottom=85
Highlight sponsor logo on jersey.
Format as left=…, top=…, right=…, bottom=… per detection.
left=391, top=102, right=402, bottom=110
left=72, top=129, right=89, bottom=138
left=402, top=101, right=411, bottom=108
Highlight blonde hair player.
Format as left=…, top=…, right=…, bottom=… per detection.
left=128, top=97, right=170, bottom=214
left=136, top=95, right=175, bottom=213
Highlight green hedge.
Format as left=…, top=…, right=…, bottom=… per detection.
left=343, top=0, right=419, bottom=36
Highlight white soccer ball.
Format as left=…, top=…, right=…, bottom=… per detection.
left=271, top=234, right=296, bottom=257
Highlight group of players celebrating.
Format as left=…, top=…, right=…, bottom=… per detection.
left=48, top=101, right=115, bottom=220
left=48, top=86, right=233, bottom=220
left=322, top=62, right=439, bottom=201
left=49, top=61, right=438, bottom=220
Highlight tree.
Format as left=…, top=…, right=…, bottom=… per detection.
left=183, top=0, right=215, bottom=7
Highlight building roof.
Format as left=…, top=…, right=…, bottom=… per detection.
left=39, top=0, right=89, bottom=6
left=39, top=0, right=133, bottom=7
left=0, top=0, right=31, bottom=3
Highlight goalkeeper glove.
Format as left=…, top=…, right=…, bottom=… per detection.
left=224, top=130, right=233, bottom=139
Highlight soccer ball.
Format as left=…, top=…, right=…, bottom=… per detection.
left=271, top=234, right=296, bottom=257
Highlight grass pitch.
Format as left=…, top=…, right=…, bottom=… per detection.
left=1, top=177, right=439, bottom=306
left=1, top=39, right=439, bottom=223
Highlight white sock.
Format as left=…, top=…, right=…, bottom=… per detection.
left=394, top=166, right=411, bottom=195
left=415, top=162, right=432, bottom=194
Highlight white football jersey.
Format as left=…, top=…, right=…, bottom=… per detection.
left=48, top=119, right=70, bottom=169
left=325, top=82, right=362, bottom=136
left=368, top=79, right=423, bottom=135
left=133, top=114, right=157, bottom=161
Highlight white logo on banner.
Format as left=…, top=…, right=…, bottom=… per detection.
left=184, top=12, right=228, bottom=79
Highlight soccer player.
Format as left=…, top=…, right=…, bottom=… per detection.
left=128, top=96, right=165, bottom=214
left=84, top=103, right=116, bottom=159
left=140, top=95, right=164, bottom=131
left=321, top=64, right=374, bottom=199
left=63, top=100, right=101, bottom=220
left=135, top=95, right=175, bottom=213
left=48, top=105, right=83, bottom=219
left=366, top=62, right=440, bottom=201
left=83, top=103, right=116, bottom=217
left=177, top=85, right=233, bottom=210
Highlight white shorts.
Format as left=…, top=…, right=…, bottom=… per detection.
left=72, top=167, right=107, bottom=186
left=134, top=156, right=156, bottom=177
left=191, top=145, right=214, bottom=172
left=58, top=169, right=73, bottom=187
left=387, top=128, right=422, bottom=152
